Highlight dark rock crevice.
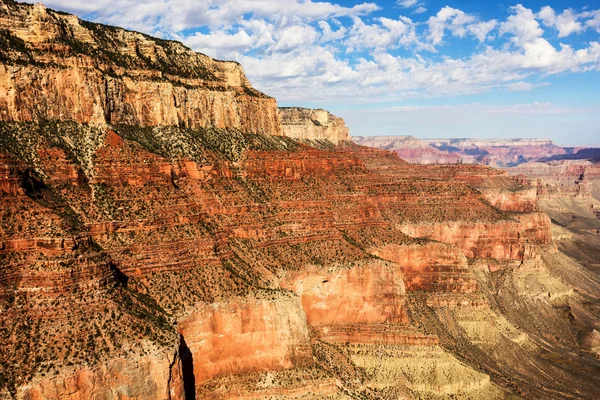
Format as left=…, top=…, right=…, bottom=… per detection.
left=179, top=334, right=195, bottom=400
left=108, top=261, right=129, bottom=287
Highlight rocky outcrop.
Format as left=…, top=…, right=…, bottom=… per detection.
left=398, top=213, right=552, bottom=261
left=508, top=160, right=600, bottom=201
left=278, top=107, right=349, bottom=144
left=368, top=242, right=477, bottom=292
left=0, top=2, right=281, bottom=134
left=177, top=292, right=312, bottom=386
left=279, top=259, right=410, bottom=344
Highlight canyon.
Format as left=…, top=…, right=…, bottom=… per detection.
left=353, top=136, right=585, bottom=167
left=1, top=2, right=600, bottom=400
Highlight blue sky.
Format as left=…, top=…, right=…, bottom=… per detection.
left=27, top=1, right=600, bottom=145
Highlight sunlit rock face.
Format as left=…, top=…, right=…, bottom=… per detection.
left=279, top=107, right=350, bottom=144
left=177, top=293, right=313, bottom=386
left=0, top=2, right=281, bottom=135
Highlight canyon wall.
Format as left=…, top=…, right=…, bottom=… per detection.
left=0, top=2, right=281, bottom=134
left=177, top=293, right=313, bottom=385
left=17, top=351, right=180, bottom=400
left=279, top=107, right=350, bottom=144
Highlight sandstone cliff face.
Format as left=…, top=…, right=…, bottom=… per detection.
left=17, top=350, right=180, bottom=400
left=0, top=2, right=281, bottom=134
left=177, top=293, right=312, bottom=386
left=279, top=259, right=415, bottom=345
left=368, top=242, right=477, bottom=292
left=279, top=107, right=350, bottom=144
left=398, top=213, right=552, bottom=261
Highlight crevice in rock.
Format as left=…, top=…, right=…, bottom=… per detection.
left=167, top=349, right=178, bottom=400
left=19, top=168, right=45, bottom=198
left=108, top=261, right=129, bottom=287
left=179, top=333, right=196, bottom=400
left=170, top=167, right=180, bottom=189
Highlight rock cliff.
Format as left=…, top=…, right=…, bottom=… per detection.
left=0, top=1, right=281, bottom=134
left=1, top=2, right=600, bottom=400
left=279, top=107, right=350, bottom=144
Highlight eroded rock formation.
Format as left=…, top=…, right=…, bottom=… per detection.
left=279, top=107, right=350, bottom=144
left=353, top=136, right=569, bottom=167
left=0, top=2, right=281, bottom=134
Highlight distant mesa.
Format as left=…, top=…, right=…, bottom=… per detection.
left=352, top=135, right=599, bottom=167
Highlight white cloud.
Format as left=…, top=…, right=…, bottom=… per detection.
left=500, top=4, right=544, bottom=46
left=505, top=81, right=549, bottom=91
left=184, top=29, right=255, bottom=53
left=345, top=16, right=417, bottom=51
left=413, top=7, right=427, bottom=15
left=397, top=0, right=418, bottom=8
left=319, top=20, right=347, bottom=42
left=584, top=10, right=600, bottom=32
left=468, top=20, right=497, bottom=42
left=427, top=6, right=495, bottom=46
left=538, top=6, right=583, bottom=37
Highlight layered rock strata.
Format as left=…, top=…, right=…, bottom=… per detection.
left=0, top=2, right=281, bottom=134
left=353, top=136, right=568, bottom=167
left=279, top=107, right=350, bottom=144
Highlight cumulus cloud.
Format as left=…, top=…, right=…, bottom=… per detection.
left=345, top=16, right=417, bottom=51
left=538, top=6, right=583, bottom=37
left=500, top=4, right=544, bottom=46
left=413, top=7, right=427, bottom=14
left=584, top=10, right=600, bottom=32
left=426, top=6, right=497, bottom=45
left=467, top=20, right=497, bottom=42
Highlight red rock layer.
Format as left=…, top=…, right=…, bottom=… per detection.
left=17, top=351, right=177, bottom=400
left=280, top=260, right=409, bottom=328
left=0, top=126, right=554, bottom=398
left=398, top=213, right=551, bottom=260
left=368, top=242, right=477, bottom=292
